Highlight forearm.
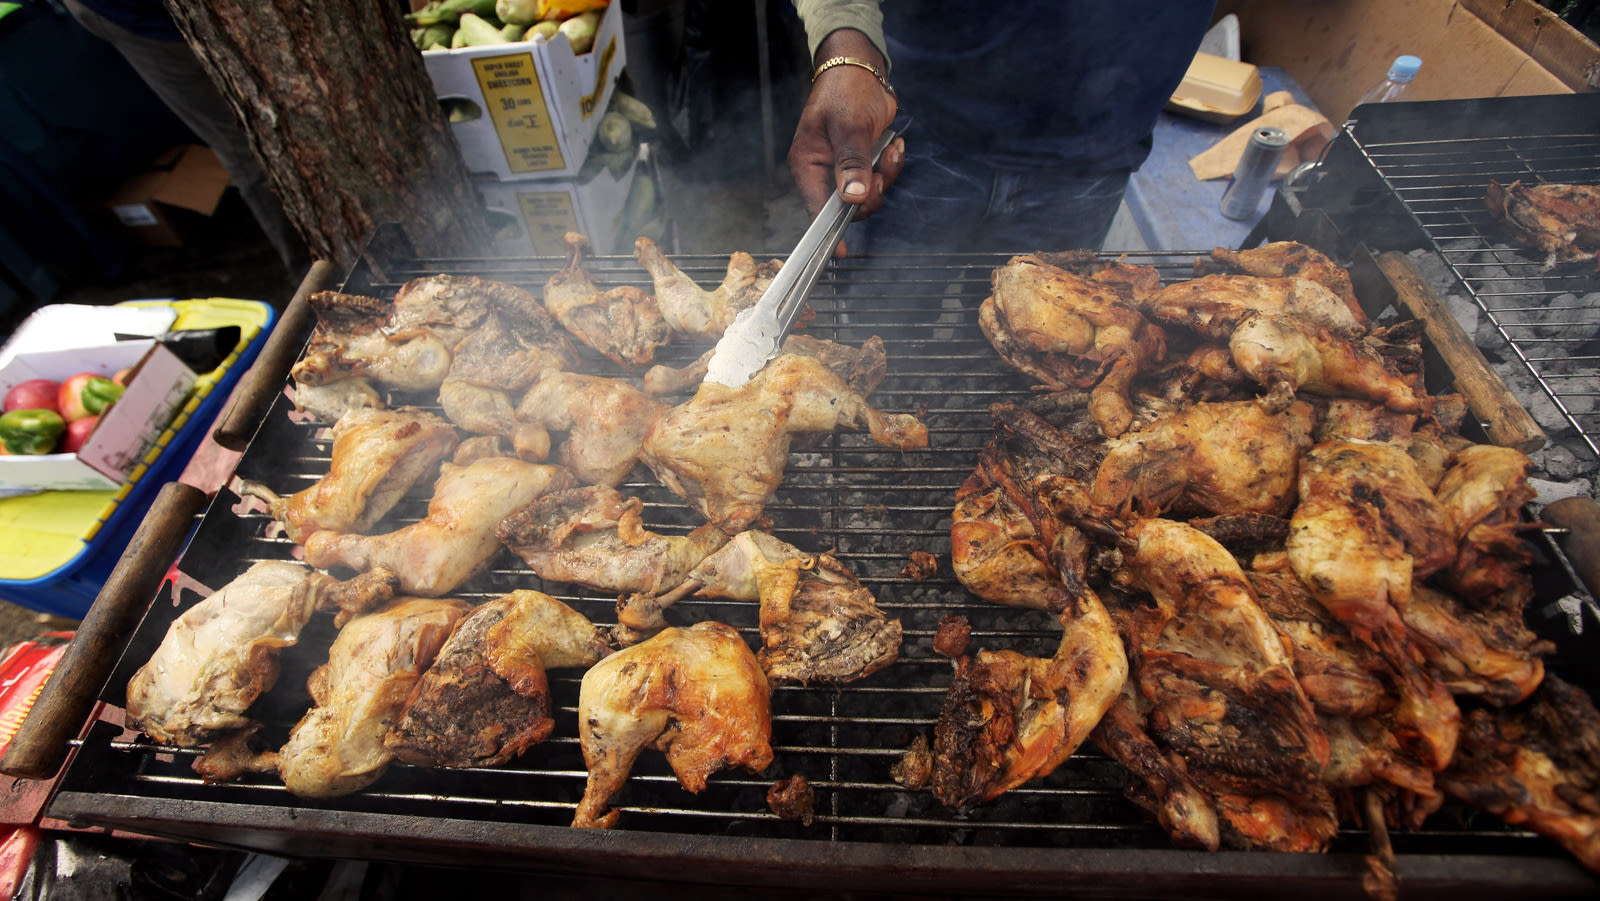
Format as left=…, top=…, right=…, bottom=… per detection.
left=792, top=0, right=889, bottom=70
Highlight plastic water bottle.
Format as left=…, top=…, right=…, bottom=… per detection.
left=1356, top=55, right=1422, bottom=106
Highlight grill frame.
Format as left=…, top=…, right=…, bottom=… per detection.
left=46, top=243, right=1600, bottom=896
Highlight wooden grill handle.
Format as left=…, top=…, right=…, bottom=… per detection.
left=212, top=259, right=338, bottom=452
left=1375, top=251, right=1546, bottom=454
left=0, top=481, right=209, bottom=780
left=1545, top=495, right=1600, bottom=603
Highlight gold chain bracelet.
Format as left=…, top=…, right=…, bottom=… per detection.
left=813, top=56, right=896, bottom=98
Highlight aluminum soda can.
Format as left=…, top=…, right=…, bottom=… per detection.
left=1219, top=125, right=1291, bottom=221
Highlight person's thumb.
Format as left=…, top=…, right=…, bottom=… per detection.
left=835, top=143, right=874, bottom=204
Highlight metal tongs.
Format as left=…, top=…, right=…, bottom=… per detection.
left=703, top=123, right=904, bottom=387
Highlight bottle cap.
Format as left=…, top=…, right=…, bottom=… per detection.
left=1389, top=55, right=1422, bottom=82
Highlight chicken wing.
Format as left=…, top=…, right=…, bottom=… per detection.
left=514, top=371, right=667, bottom=487
left=545, top=233, right=669, bottom=367
left=634, top=236, right=783, bottom=339
left=641, top=354, right=928, bottom=531
left=126, top=562, right=399, bottom=747
left=240, top=408, right=459, bottom=544
left=981, top=254, right=1166, bottom=437
left=619, top=530, right=902, bottom=685
left=1195, top=242, right=1365, bottom=326
left=386, top=590, right=610, bottom=768
left=572, top=621, right=773, bottom=829
left=304, top=457, right=576, bottom=597
left=497, top=485, right=729, bottom=597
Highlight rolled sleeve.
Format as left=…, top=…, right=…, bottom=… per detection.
left=792, top=0, right=889, bottom=70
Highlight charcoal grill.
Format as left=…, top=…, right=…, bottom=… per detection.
left=1264, top=93, right=1600, bottom=463
left=17, top=231, right=1600, bottom=897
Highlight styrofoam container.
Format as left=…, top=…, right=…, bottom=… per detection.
left=423, top=5, right=626, bottom=181
left=0, top=340, right=197, bottom=492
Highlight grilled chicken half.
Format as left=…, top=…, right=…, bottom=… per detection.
left=634, top=236, right=783, bottom=339
left=572, top=622, right=774, bottom=829
left=239, top=407, right=459, bottom=544
left=641, top=354, right=928, bottom=531
left=127, top=561, right=399, bottom=747
left=387, top=590, right=612, bottom=768
left=544, top=232, right=669, bottom=368
left=305, top=457, right=576, bottom=597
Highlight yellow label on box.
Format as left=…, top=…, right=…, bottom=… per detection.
left=472, top=53, right=566, bottom=174
left=518, top=191, right=580, bottom=256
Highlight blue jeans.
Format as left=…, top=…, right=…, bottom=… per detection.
left=849, top=146, right=1132, bottom=256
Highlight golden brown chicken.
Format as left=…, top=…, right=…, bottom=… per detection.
left=634, top=236, right=783, bottom=339
left=544, top=233, right=669, bottom=367
left=1433, top=444, right=1538, bottom=607
left=981, top=254, right=1166, bottom=437
left=1402, top=583, right=1549, bottom=706
left=304, top=457, right=575, bottom=597
left=276, top=596, right=469, bottom=798
left=239, top=408, right=460, bottom=544
left=619, top=531, right=902, bottom=685
left=1143, top=273, right=1364, bottom=340
left=1103, top=517, right=1337, bottom=853
left=292, top=291, right=453, bottom=393
left=1442, top=675, right=1600, bottom=873
left=437, top=310, right=581, bottom=437
left=572, top=621, right=774, bottom=829
left=291, top=377, right=385, bottom=423
left=1229, top=313, right=1422, bottom=414
left=1196, top=242, right=1365, bottom=326
left=513, top=371, right=667, bottom=487
left=642, top=334, right=888, bottom=398
left=1287, top=439, right=1460, bottom=770
left=386, top=590, right=611, bottom=768
left=930, top=588, right=1127, bottom=808
left=126, top=561, right=399, bottom=747
left=641, top=354, right=928, bottom=531
left=1485, top=180, right=1600, bottom=265
left=497, top=485, right=729, bottom=598
left=1091, top=399, right=1314, bottom=517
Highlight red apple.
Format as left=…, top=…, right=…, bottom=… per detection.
left=61, top=415, right=98, bottom=454
left=57, top=373, right=96, bottom=422
left=3, top=379, right=60, bottom=414
left=112, top=367, right=132, bottom=387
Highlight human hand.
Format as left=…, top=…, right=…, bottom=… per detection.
left=787, top=30, right=902, bottom=256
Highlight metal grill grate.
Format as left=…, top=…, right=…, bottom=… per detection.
left=51, top=248, right=1588, bottom=891
left=1347, top=122, right=1600, bottom=461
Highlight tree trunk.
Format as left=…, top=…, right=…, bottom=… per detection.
left=166, top=0, right=488, bottom=269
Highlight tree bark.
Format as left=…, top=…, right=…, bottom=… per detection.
left=166, top=0, right=488, bottom=269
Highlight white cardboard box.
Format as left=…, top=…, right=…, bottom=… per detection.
left=478, top=150, right=638, bottom=256
left=423, top=5, right=626, bottom=181
left=0, top=341, right=197, bottom=492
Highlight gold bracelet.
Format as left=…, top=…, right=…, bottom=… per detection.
left=813, top=56, right=895, bottom=97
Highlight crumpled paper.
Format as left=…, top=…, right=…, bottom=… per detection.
left=1189, top=90, right=1336, bottom=181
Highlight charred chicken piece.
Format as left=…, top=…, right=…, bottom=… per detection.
left=1091, top=680, right=1222, bottom=850
left=1485, top=180, right=1600, bottom=265
left=643, top=334, right=888, bottom=398
left=634, top=236, right=783, bottom=339
left=621, top=531, right=902, bottom=686
left=1230, top=313, right=1422, bottom=414
left=497, top=485, right=729, bottom=597
left=1442, top=675, right=1600, bottom=873
left=545, top=233, right=669, bottom=367
left=1401, top=583, right=1549, bottom=707
left=1143, top=274, right=1363, bottom=340
left=641, top=354, right=928, bottom=532
left=126, top=562, right=399, bottom=747
left=1195, top=242, right=1365, bottom=326
left=1288, top=439, right=1460, bottom=770
left=1433, top=444, right=1538, bottom=607
left=386, top=590, right=610, bottom=768
left=239, top=407, right=459, bottom=544
left=273, top=596, right=468, bottom=798
left=572, top=621, right=774, bottom=829
left=930, top=590, right=1127, bottom=808
left=981, top=254, right=1166, bottom=437
left=304, top=458, right=576, bottom=597
left=514, top=371, right=667, bottom=487
left=1106, top=517, right=1338, bottom=853
left=292, top=291, right=453, bottom=393
left=1091, top=399, right=1314, bottom=517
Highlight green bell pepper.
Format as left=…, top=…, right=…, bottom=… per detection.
left=0, top=409, right=66, bottom=455
left=81, top=377, right=124, bottom=415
